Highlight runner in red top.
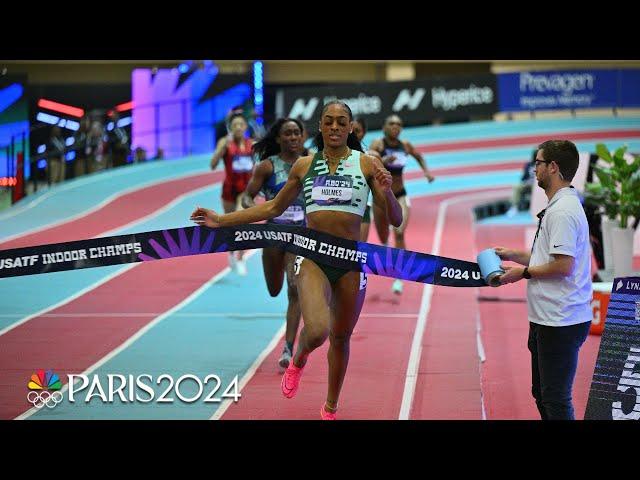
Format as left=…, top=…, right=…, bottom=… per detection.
left=210, top=113, right=255, bottom=275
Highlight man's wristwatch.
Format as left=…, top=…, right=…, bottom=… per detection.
left=522, top=267, right=532, bottom=279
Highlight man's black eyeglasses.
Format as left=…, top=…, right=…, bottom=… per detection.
left=534, top=159, right=552, bottom=167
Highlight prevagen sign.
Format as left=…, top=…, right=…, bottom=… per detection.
left=520, top=71, right=596, bottom=95
left=498, top=70, right=619, bottom=111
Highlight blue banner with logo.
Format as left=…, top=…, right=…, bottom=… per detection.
left=585, top=277, right=640, bottom=420
left=498, top=69, right=627, bottom=111
left=620, top=70, right=640, bottom=108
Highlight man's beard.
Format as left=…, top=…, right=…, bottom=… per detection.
left=537, top=177, right=547, bottom=189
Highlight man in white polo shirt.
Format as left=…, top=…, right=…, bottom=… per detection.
left=494, top=139, right=592, bottom=420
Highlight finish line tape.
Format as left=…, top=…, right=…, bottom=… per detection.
left=0, top=224, right=493, bottom=287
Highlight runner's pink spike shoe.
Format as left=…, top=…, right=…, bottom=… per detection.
left=281, top=358, right=304, bottom=398
left=320, top=404, right=337, bottom=420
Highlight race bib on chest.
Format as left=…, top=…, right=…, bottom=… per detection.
left=311, top=175, right=353, bottom=205
left=232, top=155, right=253, bottom=173
left=273, top=205, right=305, bottom=224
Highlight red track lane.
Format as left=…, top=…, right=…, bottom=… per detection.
left=1, top=171, right=221, bottom=250
left=0, top=254, right=228, bottom=419
left=415, top=129, right=640, bottom=154
left=409, top=190, right=510, bottom=419
left=222, top=190, right=506, bottom=420
left=475, top=224, right=601, bottom=419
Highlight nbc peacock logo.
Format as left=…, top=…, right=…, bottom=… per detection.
left=27, top=369, right=64, bottom=409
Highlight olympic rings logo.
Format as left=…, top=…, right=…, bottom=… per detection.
left=27, top=390, right=64, bottom=409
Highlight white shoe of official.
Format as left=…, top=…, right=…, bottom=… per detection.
left=392, top=279, right=403, bottom=295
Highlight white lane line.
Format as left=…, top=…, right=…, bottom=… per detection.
left=476, top=312, right=488, bottom=421
left=476, top=312, right=486, bottom=363
left=398, top=188, right=510, bottom=420
left=209, top=322, right=287, bottom=420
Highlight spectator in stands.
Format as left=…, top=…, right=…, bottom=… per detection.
left=107, top=111, right=130, bottom=168
left=506, top=152, right=536, bottom=217
left=152, top=147, right=164, bottom=161
left=134, top=147, right=147, bottom=163
left=73, top=116, right=92, bottom=177
left=47, top=126, right=66, bottom=184
left=87, top=120, right=106, bottom=173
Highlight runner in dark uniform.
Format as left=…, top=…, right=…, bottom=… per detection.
left=242, top=118, right=307, bottom=371
left=370, top=114, right=435, bottom=294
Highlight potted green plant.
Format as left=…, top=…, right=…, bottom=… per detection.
left=584, top=143, right=640, bottom=277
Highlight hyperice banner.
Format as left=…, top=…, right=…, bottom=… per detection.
left=277, top=74, right=498, bottom=130
left=0, top=224, right=488, bottom=287
left=585, top=277, right=640, bottom=420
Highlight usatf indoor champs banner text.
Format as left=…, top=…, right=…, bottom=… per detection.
left=0, top=224, right=487, bottom=287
